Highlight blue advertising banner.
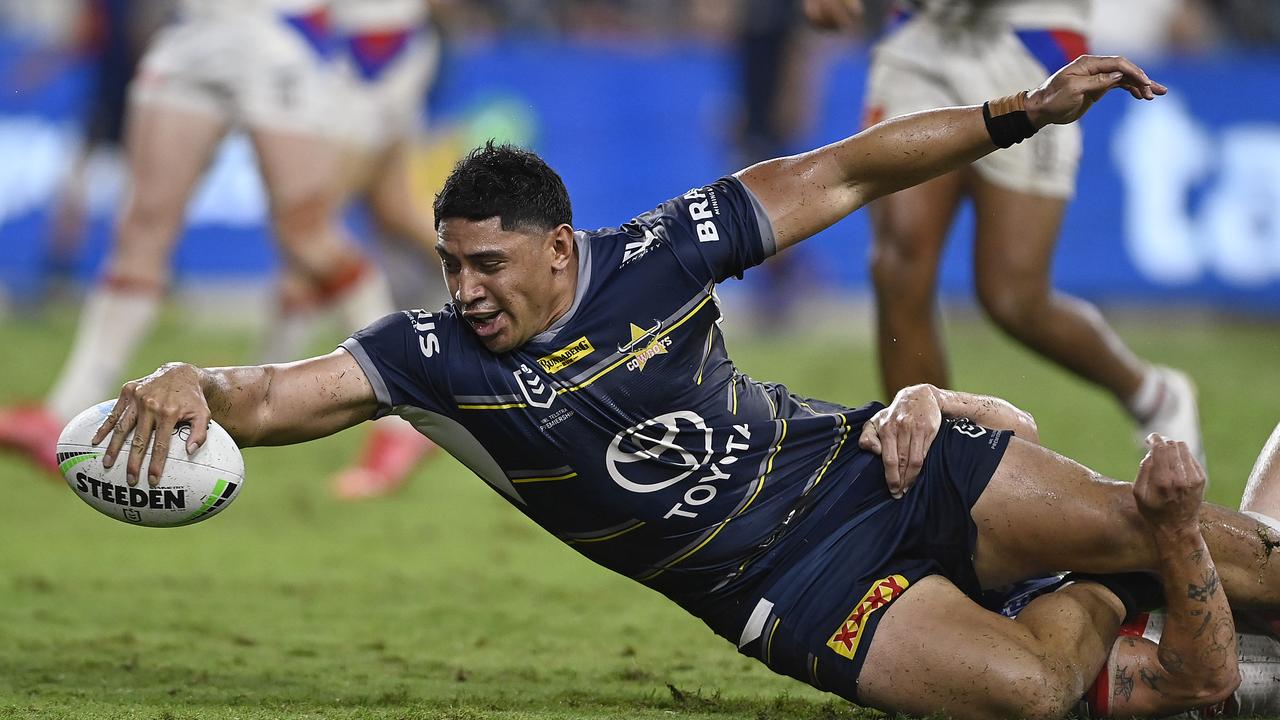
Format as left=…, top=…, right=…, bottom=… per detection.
left=1, top=36, right=1277, bottom=310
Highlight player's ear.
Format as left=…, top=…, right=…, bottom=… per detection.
left=548, top=224, right=576, bottom=271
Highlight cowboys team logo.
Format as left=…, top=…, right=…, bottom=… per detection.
left=620, top=321, right=672, bottom=372
left=606, top=411, right=712, bottom=493
left=514, top=364, right=556, bottom=409
left=826, top=575, right=910, bottom=660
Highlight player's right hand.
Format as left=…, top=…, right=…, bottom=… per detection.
left=859, top=384, right=942, bottom=499
left=1133, top=433, right=1206, bottom=529
left=93, top=362, right=212, bottom=488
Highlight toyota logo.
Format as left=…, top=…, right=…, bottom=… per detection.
left=606, top=411, right=713, bottom=493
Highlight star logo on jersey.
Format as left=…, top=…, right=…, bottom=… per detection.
left=826, top=575, right=910, bottom=660
left=622, top=322, right=672, bottom=372
left=514, top=364, right=556, bottom=409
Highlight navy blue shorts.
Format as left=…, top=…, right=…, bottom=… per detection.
left=711, top=418, right=1012, bottom=703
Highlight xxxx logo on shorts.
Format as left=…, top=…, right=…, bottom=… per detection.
left=826, top=574, right=910, bottom=660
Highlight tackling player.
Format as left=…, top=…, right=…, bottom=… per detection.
left=93, top=55, right=1280, bottom=718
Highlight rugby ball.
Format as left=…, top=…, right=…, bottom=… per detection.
left=57, top=400, right=245, bottom=527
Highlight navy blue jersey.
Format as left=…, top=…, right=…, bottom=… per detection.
left=343, top=176, right=884, bottom=612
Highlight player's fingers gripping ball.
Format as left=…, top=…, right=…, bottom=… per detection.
left=58, top=400, right=245, bottom=527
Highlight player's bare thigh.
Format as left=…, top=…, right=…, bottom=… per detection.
left=856, top=574, right=1102, bottom=720
left=969, top=437, right=1150, bottom=589
left=107, top=98, right=228, bottom=281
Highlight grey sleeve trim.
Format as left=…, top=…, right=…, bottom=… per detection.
left=736, top=177, right=778, bottom=258
left=339, top=338, right=392, bottom=420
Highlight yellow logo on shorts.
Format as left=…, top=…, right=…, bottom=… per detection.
left=826, top=574, right=910, bottom=660
left=536, top=337, right=595, bottom=374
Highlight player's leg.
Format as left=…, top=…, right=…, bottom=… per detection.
left=863, top=19, right=967, bottom=398
left=970, top=178, right=1203, bottom=461
left=1240, top=422, right=1280, bottom=523
left=868, top=172, right=966, bottom=397
left=856, top=574, right=1125, bottom=720
left=969, top=438, right=1280, bottom=606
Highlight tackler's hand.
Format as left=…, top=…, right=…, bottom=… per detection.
left=859, top=384, right=943, bottom=499
left=1026, top=54, right=1167, bottom=129
left=1133, top=433, right=1206, bottom=530
left=93, top=362, right=212, bottom=488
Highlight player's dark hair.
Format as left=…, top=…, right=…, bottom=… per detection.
left=434, top=140, right=572, bottom=233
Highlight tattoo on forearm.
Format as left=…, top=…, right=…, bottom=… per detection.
left=1186, top=569, right=1220, bottom=602
left=1139, top=667, right=1167, bottom=696
left=1189, top=547, right=1205, bottom=563
left=1113, top=664, right=1135, bottom=701
left=1193, top=610, right=1213, bottom=639
left=1161, top=649, right=1185, bottom=673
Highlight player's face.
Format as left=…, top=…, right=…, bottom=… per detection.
left=437, top=217, right=577, bottom=354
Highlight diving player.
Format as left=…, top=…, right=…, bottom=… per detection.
left=94, top=55, right=1278, bottom=719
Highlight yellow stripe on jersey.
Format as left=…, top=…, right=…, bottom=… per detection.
left=457, top=401, right=528, bottom=411
left=567, top=521, right=646, bottom=544
left=694, top=324, right=716, bottom=385
left=511, top=471, right=578, bottom=484
left=808, top=415, right=851, bottom=493
left=765, top=617, right=781, bottom=666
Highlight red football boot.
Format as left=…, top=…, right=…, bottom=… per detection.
left=0, top=405, right=64, bottom=477
left=332, top=423, right=436, bottom=500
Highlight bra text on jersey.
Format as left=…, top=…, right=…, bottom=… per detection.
left=684, top=187, right=721, bottom=243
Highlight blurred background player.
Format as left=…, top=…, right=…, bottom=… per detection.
left=808, top=0, right=1206, bottom=463
left=0, top=0, right=398, bottom=476
left=44, top=0, right=166, bottom=303
left=261, top=0, right=449, bottom=500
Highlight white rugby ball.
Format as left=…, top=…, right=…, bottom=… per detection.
left=57, top=400, right=245, bottom=527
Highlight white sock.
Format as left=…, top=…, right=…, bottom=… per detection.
left=47, top=285, right=161, bottom=422
left=1125, top=366, right=1163, bottom=421
left=335, top=265, right=395, bottom=332
left=1244, top=511, right=1280, bottom=535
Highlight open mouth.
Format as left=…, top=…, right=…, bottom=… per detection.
left=464, top=309, right=503, bottom=337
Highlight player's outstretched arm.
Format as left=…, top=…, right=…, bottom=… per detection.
left=1103, top=436, right=1239, bottom=717
left=858, top=384, right=1038, bottom=497
left=737, top=55, right=1166, bottom=252
left=92, top=350, right=377, bottom=487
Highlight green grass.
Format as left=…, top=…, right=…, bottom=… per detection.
left=1, top=305, right=1278, bottom=719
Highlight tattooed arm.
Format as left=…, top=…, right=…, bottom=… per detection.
left=1107, top=436, right=1240, bottom=717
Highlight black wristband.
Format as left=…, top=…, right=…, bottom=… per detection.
left=1065, top=571, right=1165, bottom=624
left=982, top=91, right=1039, bottom=149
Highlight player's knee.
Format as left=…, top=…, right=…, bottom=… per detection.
left=869, top=233, right=935, bottom=297
left=976, top=279, right=1045, bottom=335
left=271, top=190, right=337, bottom=245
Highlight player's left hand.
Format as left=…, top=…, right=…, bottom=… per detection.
left=1026, top=55, right=1168, bottom=129
left=858, top=384, right=942, bottom=498
left=1133, top=432, right=1206, bottom=531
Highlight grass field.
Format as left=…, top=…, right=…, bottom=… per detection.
left=2, top=304, right=1277, bottom=720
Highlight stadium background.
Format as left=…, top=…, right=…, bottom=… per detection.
left=2, top=2, right=1279, bottom=719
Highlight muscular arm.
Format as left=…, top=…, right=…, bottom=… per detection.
left=1240, top=422, right=1280, bottom=520
left=96, top=350, right=378, bottom=485
left=736, top=55, right=1164, bottom=253
left=1107, top=440, right=1240, bottom=717
left=1106, top=534, right=1239, bottom=716
left=933, top=386, right=1039, bottom=443
left=198, top=350, right=378, bottom=447
left=858, top=383, right=1037, bottom=496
